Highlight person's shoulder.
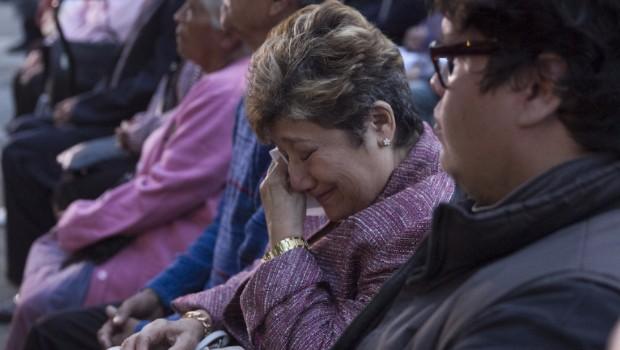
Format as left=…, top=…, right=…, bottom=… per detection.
left=452, top=278, right=620, bottom=349
left=208, top=57, right=252, bottom=88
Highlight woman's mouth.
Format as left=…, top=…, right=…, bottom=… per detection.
left=314, top=187, right=336, bottom=205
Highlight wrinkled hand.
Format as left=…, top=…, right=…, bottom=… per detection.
left=260, top=159, right=305, bottom=248
left=53, top=97, right=77, bottom=125
left=98, top=289, right=165, bottom=348
left=120, top=318, right=204, bottom=350
left=98, top=306, right=139, bottom=348
left=115, top=111, right=163, bottom=155
left=116, top=122, right=134, bottom=153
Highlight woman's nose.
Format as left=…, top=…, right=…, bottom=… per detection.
left=288, top=162, right=315, bottom=193
left=430, top=73, right=445, bottom=97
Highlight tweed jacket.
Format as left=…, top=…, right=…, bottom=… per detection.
left=173, top=123, right=455, bottom=350
left=54, top=57, right=250, bottom=305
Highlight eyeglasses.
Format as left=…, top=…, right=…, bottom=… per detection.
left=429, top=40, right=499, bottom=89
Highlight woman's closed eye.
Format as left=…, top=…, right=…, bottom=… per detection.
left=278, top=150, right=290, bottom=163
left=301, top=149, right=315, bottom=161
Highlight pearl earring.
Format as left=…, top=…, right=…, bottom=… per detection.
left=381, top=138, right=392, bottom=147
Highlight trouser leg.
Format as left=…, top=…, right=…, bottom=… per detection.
left=23, top=306, right=109, bottom=350
left=2, top=120, right=113, bottom=283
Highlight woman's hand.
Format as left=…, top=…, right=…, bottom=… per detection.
left=260, top=159, right=306, bottom=248
left=119, top=318, right=203, bottom=350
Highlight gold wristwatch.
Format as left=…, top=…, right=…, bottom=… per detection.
left=182, top=309, right=212, bottom=337
left=263, top=237, right=308, bottom=262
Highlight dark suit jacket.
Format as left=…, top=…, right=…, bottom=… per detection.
left=69, top=0, right=183, bottom=127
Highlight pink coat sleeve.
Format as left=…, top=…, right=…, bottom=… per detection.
left=56, top=79, right=237, bottom=252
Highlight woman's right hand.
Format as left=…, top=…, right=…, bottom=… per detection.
left=119, top=317, right=204, bottom=350
left=260, top=159, right=306, bottom=248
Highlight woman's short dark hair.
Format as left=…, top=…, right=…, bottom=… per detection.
left=246, top=0, right=423, bottom=148
left=434, top=0, right=620, bottom=154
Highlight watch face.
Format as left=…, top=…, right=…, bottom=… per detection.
left=186, top=310, right=209, bottom=321
left=184, top=310, right=212, bottom=335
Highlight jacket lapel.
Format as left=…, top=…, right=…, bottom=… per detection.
left=110, top=0, right=167, bottom=87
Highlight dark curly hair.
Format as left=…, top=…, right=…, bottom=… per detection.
left=434, top=0, right=620, bottom=154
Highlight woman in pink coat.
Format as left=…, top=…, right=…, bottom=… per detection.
left=5, top=0, right=250, bottom=348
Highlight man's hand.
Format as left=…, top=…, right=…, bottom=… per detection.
left=98, top=306, right=140, bottom=347
left=52, top=97, right=77, bottom=125
left=98, top=289, right=166, bottom=348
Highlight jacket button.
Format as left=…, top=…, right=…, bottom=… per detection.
left=96, top=270, right=108, bottom=281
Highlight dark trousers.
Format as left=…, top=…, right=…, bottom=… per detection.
left=2, top=115, right=113, bottom=284
left=24, top=306, right=109, bottom=350
left=12, top=67, right=45, bottom=117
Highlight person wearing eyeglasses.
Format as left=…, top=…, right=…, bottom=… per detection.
left=332, top=0, right=620, bottom=349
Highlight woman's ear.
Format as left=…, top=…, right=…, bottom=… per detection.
left=369, top=101, right=397, bottom=142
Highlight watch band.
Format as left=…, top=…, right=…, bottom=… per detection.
left=263, top=237, right=308, bottom=262
left=182, top=310, right=212, bottom=337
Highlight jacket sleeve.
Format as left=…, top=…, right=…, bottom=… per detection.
left=56, top=79, right=236, bottom=252
left=449, top=280, right=620, bottom=350
left=171, top=260, right=261, bottom=328
left=68, top=0, right=181, bottom=127
left=238, top=242, right=403, bottom=350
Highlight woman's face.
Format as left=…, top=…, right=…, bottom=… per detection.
left=271, top=119, right=396, bottom=221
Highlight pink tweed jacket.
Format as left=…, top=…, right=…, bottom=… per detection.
left=173, top=123, right=454, bottom=350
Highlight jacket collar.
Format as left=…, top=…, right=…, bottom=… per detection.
left=411, top=154, right=620, bottom=286
left=378, top=123, right=443, bottom=201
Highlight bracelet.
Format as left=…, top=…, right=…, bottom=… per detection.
left=182, top=310, right=212, bottom=337
left=263, top=237, right=308, bottom=262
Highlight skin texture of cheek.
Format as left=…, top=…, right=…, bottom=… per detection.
left=226, top=0, right=261, bottom=34
left=327, top=167, right=374, bottom=220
